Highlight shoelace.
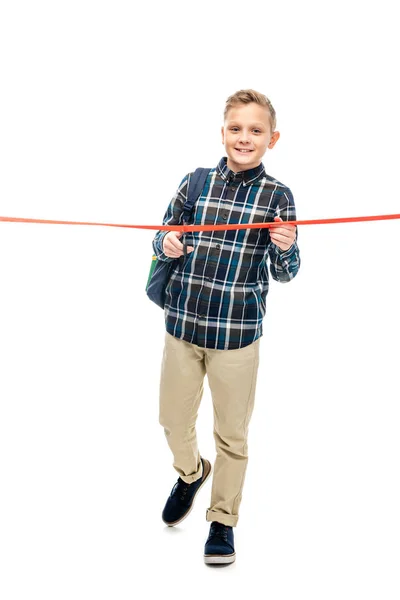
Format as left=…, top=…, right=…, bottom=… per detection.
left=209, top=522, right=229, bottom=541
left=171, top=478, right=189, bottom=501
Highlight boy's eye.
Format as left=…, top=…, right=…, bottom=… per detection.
left=229, top=127, right=262, bottom=133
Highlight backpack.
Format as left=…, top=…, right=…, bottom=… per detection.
left=146, top=167, right=210, bottom=309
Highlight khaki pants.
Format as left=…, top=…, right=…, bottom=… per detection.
left=159, top=331, right=260, bottom=527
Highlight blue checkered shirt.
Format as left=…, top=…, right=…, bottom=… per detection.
left=152, top=157, right=301, bottom=350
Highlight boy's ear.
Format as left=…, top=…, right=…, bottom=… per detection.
left=221, top=125, right=225, bottom=144
left=268, top=131, right=280, bottom=149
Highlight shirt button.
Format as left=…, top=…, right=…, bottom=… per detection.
left=207, top=276, right=213, bottom=281
left=216, top=244, right=220, bottom=249
left=230, top=187, right=236, bottom=192
left=222, top=214, right=228, bottom=220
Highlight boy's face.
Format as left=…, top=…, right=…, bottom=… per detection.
left=221, top=102, right=280, bottom=172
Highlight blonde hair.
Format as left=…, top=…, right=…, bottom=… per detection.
left=223, top=89, right=276, bottom=131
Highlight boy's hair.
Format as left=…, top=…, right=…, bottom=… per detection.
left=224, top=89, right=277, bottom=131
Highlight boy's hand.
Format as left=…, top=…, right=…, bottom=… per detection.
left=163, top=231, right=194, bottom=258
left=270, top=216, right=296, bottom=251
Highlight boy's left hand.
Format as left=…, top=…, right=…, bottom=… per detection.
left=270, top=216, right=297, bottom=252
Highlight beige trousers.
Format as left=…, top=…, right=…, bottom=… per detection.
left=159, top=331, right=260, bottom=527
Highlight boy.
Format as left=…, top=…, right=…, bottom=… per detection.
left=152, top=89, right=300, bottom=565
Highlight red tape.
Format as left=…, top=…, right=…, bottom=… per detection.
left=1, top=213, right=400, bottom=231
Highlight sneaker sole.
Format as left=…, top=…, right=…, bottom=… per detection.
left=204, top=553, right=236, bottom=565
left=162, top=458, right=212, bottom=527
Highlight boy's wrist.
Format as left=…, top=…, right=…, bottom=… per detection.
left=274, top=242, right=296, bottom=257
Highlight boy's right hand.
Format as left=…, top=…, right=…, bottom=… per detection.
left=163, top=231, right=194, bottom=258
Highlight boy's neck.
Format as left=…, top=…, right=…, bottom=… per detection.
left=226, top=157, right=262, bottom=174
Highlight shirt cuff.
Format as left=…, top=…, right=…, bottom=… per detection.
left=273, top=241, right=297, bottom=259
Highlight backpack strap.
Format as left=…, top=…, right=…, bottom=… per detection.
left=181, top=168, right=210, bottom=257
left=182, top=168, right=210, bottom=221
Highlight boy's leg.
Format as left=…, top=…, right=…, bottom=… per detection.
left=205, top=338, right=260, bottom=526
left=159, top=332, right=206, bottom=483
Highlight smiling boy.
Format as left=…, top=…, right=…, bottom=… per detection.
left=152, top=89, right=300, bottom=565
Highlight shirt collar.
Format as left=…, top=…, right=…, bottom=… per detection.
left=216, top=156, right=266, bottom=187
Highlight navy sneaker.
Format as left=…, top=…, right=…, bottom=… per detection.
left=204, top=521, right=236, bottom=564
left=162, top=457, right=212, bottom=526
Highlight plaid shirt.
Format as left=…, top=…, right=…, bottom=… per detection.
left=152, top=156, right=300, bottom=350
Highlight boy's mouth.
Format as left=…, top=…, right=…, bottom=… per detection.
left=235, top=148, right=253, bottom=153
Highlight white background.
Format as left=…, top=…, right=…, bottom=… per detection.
left=1, top=1, right=399, bottom=598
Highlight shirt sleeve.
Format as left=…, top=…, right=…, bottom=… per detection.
left=268, top=187, right=301, bottom=283
left=152, top=174, right=190, bottom=262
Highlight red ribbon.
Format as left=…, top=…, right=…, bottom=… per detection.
left=1, top=213, right=400, bottom=231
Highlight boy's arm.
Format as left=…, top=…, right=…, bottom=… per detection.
left=268, top=187, right=301, bottom=283
left=152, top=174, right=189, bottom=262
